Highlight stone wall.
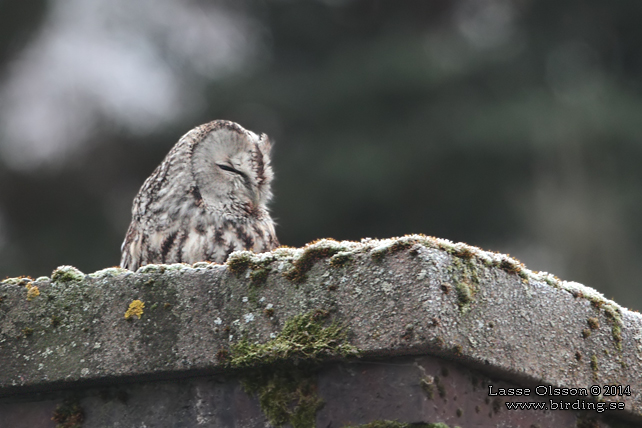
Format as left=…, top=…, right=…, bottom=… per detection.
left=0, top=235, right=640, bottom=427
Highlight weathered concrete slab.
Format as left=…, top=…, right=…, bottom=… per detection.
left=0, top=354, right=623, bottom=427
left=0, top=235, right=640, bottom=427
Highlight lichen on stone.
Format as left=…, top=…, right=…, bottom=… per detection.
left=329, top=251, right=352, bottom=267
left=529, top=271, right=561, bottom=288
left=368, top=235, right=428, bottom=262
left=51, top=265, right=85, bottom=283
left=136, top=264, right=169, bottom=274
left=124, top=300, right=145, bottom=320
left=136, top=262, right=191, bottom=276
left=283, top=239, right=354, bottom=283
left=192, top=261, right=221, bottom=269
left=25, top=283, right=40, bottom=301
left=370, top=243, right=392, bottom=262
left=1, top=275, right=33, bottom=286
left=226, top=251, right=280, bottom=287
left=88, top=267, right=129, bottom=278
left=563, top=281, right=606, bottom=304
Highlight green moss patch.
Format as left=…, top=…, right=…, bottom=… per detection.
left=498, top=259, right=524, bottom=276
left=448, top=258, right=481, bottom=312
left=371, top=239, right=417, bottom=261
left=230, top=311, right=358, bottom=368
left=52, top=398, right=84, bottom=428
left=436, top=238, right=531, bottom=281
left=250, top=267, right=270, bottom=285
left=227, top=251, right=274, bottom=287
left=611, top=323, right=622, bottom=352
left=452, top=246, right=474, bottom=259
left=602, top=303, right=623, bottom=351
left=88, top=267, right=129, bottom=278
left=284, top=241, right=344, bottom=283
left=239, top=364, right=324, bottom=428
left=420, top=377, right=435, bottom=399
left=51, top=266, right=85, bottom=283
left=329, top=252, right=352, bottom=267
left=230, top=311, right=358, bottom=427
left=226, top=252, right=254, bottom=275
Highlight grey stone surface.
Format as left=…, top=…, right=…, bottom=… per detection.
left=0, top=354, right=625, bottom=427
left=1, top=235, right=641, bottom=426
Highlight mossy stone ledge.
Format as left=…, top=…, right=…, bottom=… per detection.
left=0, top=235, right=641, bottom=427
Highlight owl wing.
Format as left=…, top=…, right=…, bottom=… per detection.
left=120, top=219, right=144, bottom=270
left=120, top=141, right=186, bottom=270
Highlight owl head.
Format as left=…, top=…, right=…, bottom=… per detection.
left=189, top=120, right=274, bottom=212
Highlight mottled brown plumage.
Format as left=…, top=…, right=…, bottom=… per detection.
left=120, top=120, right=279, bottom=270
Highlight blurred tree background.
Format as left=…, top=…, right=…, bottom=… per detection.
left=2, top=0, right=642, bottom=310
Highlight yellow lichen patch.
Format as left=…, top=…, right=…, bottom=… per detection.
left=124, top=300, right=145, bottom=320
left=26, top=283, right=40, bottom=301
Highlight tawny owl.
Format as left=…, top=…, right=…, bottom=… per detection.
left=120, top=120, right=279, bottom=271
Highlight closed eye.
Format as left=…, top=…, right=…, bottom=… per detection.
left=216, top=163, right=246, bottom=178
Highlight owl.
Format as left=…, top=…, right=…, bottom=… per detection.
left=120, top=120, right=279, bottom=271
